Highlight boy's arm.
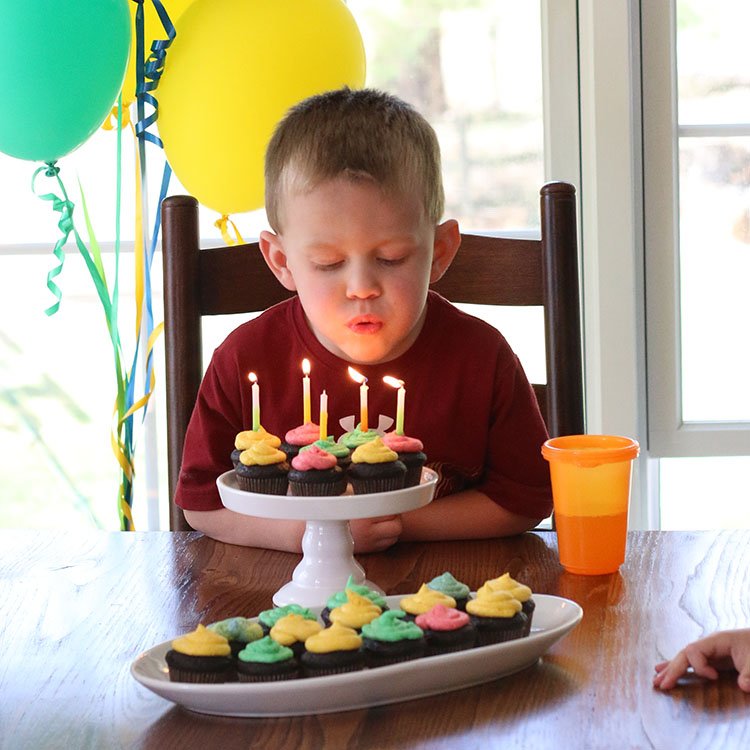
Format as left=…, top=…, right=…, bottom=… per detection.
left=399, top=487, right=544, bottom=541
left=184, top=508, right=405, bottom=553
left=184, top=508, right=305, bottom=551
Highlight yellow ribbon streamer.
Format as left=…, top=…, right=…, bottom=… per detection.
left=214, top=214, right=245, bottom=246
left=102, top=103, right=133, bottom=130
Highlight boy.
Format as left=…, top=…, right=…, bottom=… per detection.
left=175, top=87, right=552, bottom=552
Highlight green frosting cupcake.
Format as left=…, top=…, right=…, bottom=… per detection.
left=361, top=610, right=426, bottom=667
left=427, top=572, right=471, bottom=610
left=236, top=636, right=299, bottom=682
left=301, top=437, right=351, bottom=459
left=238, top=636, right=293, bottom=664
left=361, top=610, right=423, bottom=642
left=339, top=426, right=379, bottom=450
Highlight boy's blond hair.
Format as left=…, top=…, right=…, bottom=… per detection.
left=265, top=88, right=444, bottom=232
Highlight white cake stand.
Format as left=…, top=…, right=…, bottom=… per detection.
left=217, top=468, right=438, bottom=607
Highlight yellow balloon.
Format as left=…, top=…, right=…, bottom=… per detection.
left=157, top=0, right=366, bottom=215
left=122, top=0, right=195, bottom=107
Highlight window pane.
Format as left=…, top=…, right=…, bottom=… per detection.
left=677, top=0, right=750, bottom=126
left=660, top=456, right=750, bottom=528
left=678, top=136, right=750, bottom=421
left=349, top=0, right=544, bottom=231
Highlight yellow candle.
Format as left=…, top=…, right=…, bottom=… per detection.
left=348, top=366, right=368, bottom=432
left=319, top=390, right=328, bottom=441
left=248, top=372, right=260, bottom=431
left=302, top=358, right=311, bottom=424
left=383, top=376, right=406, bottom=435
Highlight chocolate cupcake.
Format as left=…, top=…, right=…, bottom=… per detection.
left=348, top=437, right=406, bottom=494
left=361, top=610, right=426, bottom=667
left=258, top=603, right=318, bottom=636
left=289, top=445, right=348, bottom=496
left=415, top=604, right=476, bottom=656
left=426, top=572, right=471, bottom=611
left=207, top=616, right=264, bottom=657
left=320, top=575, right=388, bottom=626
left=300, top=437, right=352, bottom=470
left=231, top=425, right=282, bottom=468
left=300, top=622, right=365, bottom=677
left=269, top=613, right=323, bottom=658
left=382, top=432, right=426, bottom=487
left=235, top=439, right=289, bottom=495
left=236, top=636, right=299, bottom=682
left=339, top=424, right=379, bottom=451
left=477, top=573, right=535, bottom=636
left=399, top=583, right=457, bottom=621
left=466, top=591, right=527, bottom=646
left=164, top=624, right=234, bottom=683
left=280, top=422, right=320, bottom=461
left=327, top=589, right=382, bottom=632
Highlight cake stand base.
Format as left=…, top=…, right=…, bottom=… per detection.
left=272, top=518, right=384, bottom=606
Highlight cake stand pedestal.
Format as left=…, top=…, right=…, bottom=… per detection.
left=217, top=469, right=438, bottom=607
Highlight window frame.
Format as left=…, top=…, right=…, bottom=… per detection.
left=642, top=0, right=750, bottom=457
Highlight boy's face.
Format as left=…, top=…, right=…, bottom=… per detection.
left=260, top=177, right=460, bottom=365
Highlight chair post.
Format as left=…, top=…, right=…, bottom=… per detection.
left=540, top=182, right=584, bottom=437
left=161, top=195, right=202, bottom=531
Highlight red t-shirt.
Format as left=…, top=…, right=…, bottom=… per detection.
left=175, top=291, right=552, bottom=519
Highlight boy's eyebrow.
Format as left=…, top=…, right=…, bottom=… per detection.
left=303, top=234, right=422, bottom=252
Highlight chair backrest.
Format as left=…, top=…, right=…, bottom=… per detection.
left=161, top=181, right=583, bottom=530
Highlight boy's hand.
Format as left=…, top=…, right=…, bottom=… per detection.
left=653, top=628, right=750, bottom=692
left=350, top=515, right=403, bottom=553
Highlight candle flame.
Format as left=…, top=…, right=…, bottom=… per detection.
left=248, top=372, right=257, bottom=384
left=348, top=366, right=367, bottom=385
left=302, top=358, right=311, bottom=376
left=383, top=376, right=404, bottom=389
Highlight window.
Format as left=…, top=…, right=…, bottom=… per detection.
left=1, top=0, right=565, bottom=529
left=642, top=0, right=750, bottom=525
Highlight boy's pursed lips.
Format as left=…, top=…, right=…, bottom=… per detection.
left=347, top=314, right=383, bottom=334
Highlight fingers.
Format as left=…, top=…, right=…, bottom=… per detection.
left=350, top=515, right=403, bottom=553
left=653, top=651, right=691, bottom=690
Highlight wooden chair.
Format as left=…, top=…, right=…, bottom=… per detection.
left=161, top=181, right=583, bottom=531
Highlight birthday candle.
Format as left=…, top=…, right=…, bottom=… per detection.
left=319, top=390, right=328, bottom=441
left=348, top=367, right=368, bottom=432
left=302, top=358, right=311, bottom=424
left=248, top=372, right=260, bottom=431
left=383, top=376, right=406, bottom=435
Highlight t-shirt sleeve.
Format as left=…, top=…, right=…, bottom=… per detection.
left=174, top=346, right=242, bottom=512
left=475, top=351, right=553, bottom=520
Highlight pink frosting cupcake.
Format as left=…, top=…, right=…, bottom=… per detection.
left=288, top=445, right=348, bottom=496
left=382, top=432, right=427, bottom=487
left=415, top=604, right=476, bottom=656
left=280, top=422, right=320, bottom=460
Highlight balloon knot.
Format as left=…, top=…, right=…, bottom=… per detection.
left=45, top=162, right=60, bottom=177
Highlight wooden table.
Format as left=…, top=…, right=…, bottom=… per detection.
left=3, top=530, right=750, bottom=749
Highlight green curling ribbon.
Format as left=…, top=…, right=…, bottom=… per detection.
left=32, top=162, right=73, bottom=317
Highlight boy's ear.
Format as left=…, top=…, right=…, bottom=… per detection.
left=429, top=219, right=461, bottom=283
left=259, top=230, right=297, bottom=291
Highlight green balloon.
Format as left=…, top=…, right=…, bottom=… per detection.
left=0, top=0, right=130, bottom=162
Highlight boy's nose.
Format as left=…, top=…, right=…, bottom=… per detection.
left=345, top=263, right=381, bottom=300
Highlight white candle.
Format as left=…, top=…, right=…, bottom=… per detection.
left=248, top=372, right=260, bottom=430
left=302, top=358, right=311, bottom=424
left=319, top=390, right=328, bottom=441
left=383, top=376, right=406, bottom=435
left=348, top=366, right=369, bottom=432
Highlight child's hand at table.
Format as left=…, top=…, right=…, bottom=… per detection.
left=350, top=515, right=403, bottom=553
left=653, top=628, right=750, bottom=692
